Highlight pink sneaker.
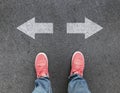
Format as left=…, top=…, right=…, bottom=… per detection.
left=35, top=53, right=49, bottom=78
left=70, top=51, right=85, bottom=77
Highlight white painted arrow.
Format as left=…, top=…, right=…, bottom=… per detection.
left=67, top=17, right=103, bottom=39
left=17, top=17, right=53, bottom=39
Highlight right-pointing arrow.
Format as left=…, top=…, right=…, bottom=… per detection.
left=67, top=17, right=103, bottom=39
left=17, top=17, right=53, bottom=39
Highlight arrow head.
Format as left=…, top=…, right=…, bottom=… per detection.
left=17, top=17, right=36, bottom=39
left=84, top=17, right=103, bottom=39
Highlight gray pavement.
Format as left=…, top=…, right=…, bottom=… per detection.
left=0, top=0, right=120, bottom=93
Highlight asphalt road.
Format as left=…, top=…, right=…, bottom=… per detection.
left=0, top=0, right=120, bottom=93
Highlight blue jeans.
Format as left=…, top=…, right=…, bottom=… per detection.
left=32, top=74, right=91, bottom=93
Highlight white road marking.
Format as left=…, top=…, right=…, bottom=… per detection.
left=17, top=17, right=53, bottom=39
left=67, top=17, right=103, bottom=39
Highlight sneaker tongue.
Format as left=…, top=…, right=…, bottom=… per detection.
left=72, top=63, right=84, bottom=72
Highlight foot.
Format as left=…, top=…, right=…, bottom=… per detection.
left=35, top=52, right=49, bottom=78
left=70, top=51, right=85, bottom=77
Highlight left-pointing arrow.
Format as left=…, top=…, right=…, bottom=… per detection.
left=17, top=17, right=53, bottom=39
